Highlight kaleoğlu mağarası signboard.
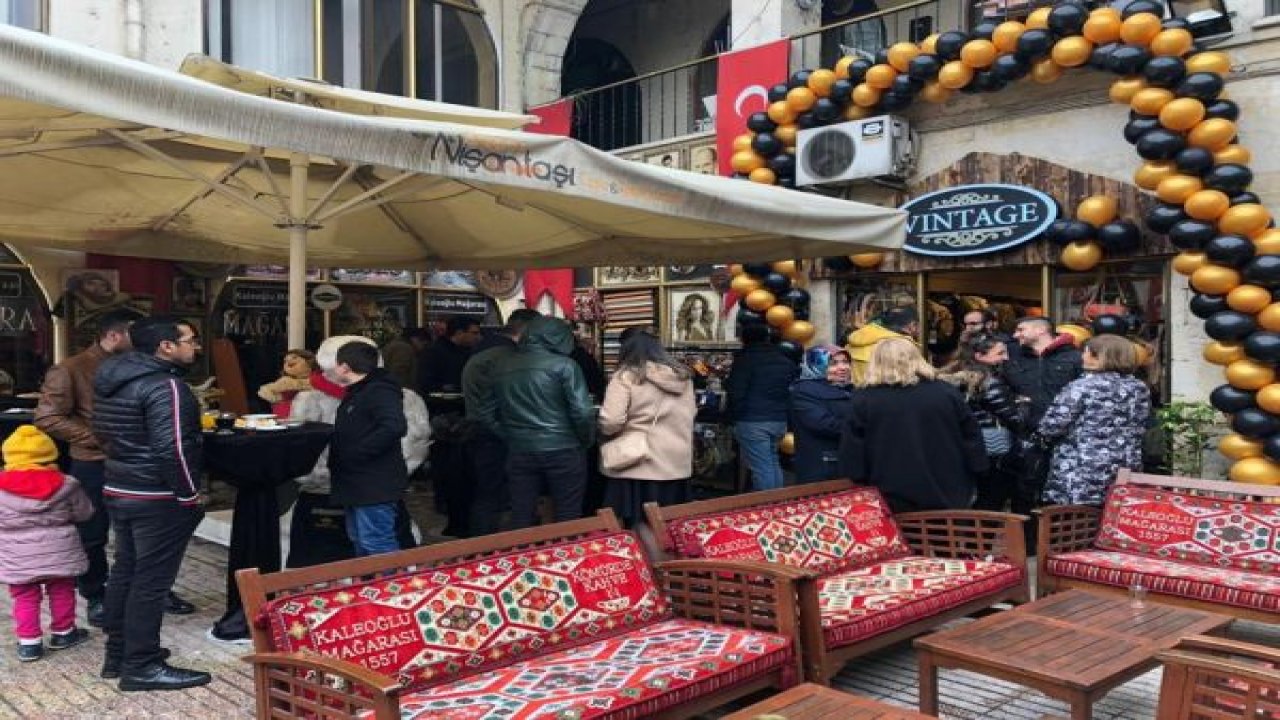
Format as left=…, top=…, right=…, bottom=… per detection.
left=902, top=183, right=1059, bottom=257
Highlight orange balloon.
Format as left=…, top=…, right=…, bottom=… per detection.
left=920, top=34, right=940, bottom=55
left=1188, top=118, right=1237, bottom=150
left=1260, top=303, right=1280, bottom=332
left=730, top=150, right=766, bottom=174
left=992, top=21, right=1026, bottom=53
left=1058, top=324, right=1093, bottom=347
left=1172, top=251, right=1209, bottom=276
left=765, top=304, right=796, bottom=329
left=1120, top=12, right=1163, bottom=46
left=841, top=104, right=872, bottom=121
left=1157, top=175, right=1204, bottom=205
left=1219, top=204, right=1272, bottom=236
left=1131, top=88, right=1175, bottom=116
left=1150, top=28, right=1194, bottom=57
left=728, top=264, right=745, bottom=277
left=1083, top=11, right=1123, bottom=44
left=1051, top=37, right=1094, bottom=68
left=865, top=64, right=898, bottom=90
left=767, top=100, right=795, bottom=125
left=730, top=273, right=762, bottom=295
left=938, top=61, right=975, bottom=89
left=1078, top=196, right=1118, bottom=226
left=1204, top=341, right=1246, bottom=366
left=807, top=69, right=837, bottom=97
left=1159, top=98, right=1206, bottom=132
left=961, top=39, right=998, bottom=69
left=1214, top=145, right=1252, bottom=165
left=781, top=320, right=816, bottom=345
left=1183, top=189, right=1231, bottom=221
left=774, top=124, right=798, bottom=145
left=732, top=133, right=754, bottom=153
left=749, top=167, right=777, bottom=185
left=1061, top=242, right=1102, bottom=271
left=786, top=86, right=817, bottom=112
left=744, top=288, right=777, bottom=312
left=1230, top=457, right=1280, bottom=485
left=1219, top=433, right=1264, bottom=460
left=1026, top=7, right=1052, bottom=30
left=1228, top=285, right=1273, bottom=314
left=1227, top=359, right=1276, bottom=391
left=850, top=253, right=885, bottom=269
left=1109, top=76, right=1148, bottom=104
left=772, top=260, right=798, bottom=276
left=834, top=56, right=856, bottom=80
left=1259, top=385, right=1280, bottom=415
left=1253, top=229, right=1280, bottom=255
left=1191, top=264, right=1242, bottom=295
left=1135, top=161, right=1178, bottom=191
left=921, top=82, right=952, bottom=104
left=886, top=43, right=920, bottom=73
left=1030, top=59, right=1063, bottom=84
left=1186, top=51, right=1231, bottom=75
left=852, top=83, right=882, bottom=107
left=778, top=432, right=795, bottom=455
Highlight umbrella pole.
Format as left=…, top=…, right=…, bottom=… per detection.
left=287, top=152, right=310, bottom=350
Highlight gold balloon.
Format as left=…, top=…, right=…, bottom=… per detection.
left=1172, top=251, right=1209, bottom=276
left=732, top=133, right=754, bottom=153
left=1109, top=76, right=1148, bottom=104
left=1260, top=303, right=1280, bottom=332
left=1186, top=51, right=1232, bottom=76
left=1184, top=189, right=1232, bottom=221
left=852, top=83, right=882, bottom=107
left=1150, top=28, right=1194, bottom=57
left=850, top=253, right=885, bottom=269
left=1131, top=88, right=1175, bottom=116
left=730, top=150, right=766, bottom=174
left=1204, top=341, right=1246, bottom=366
left=1214, top=145, right=1252, bottom=165
left=1190, top=264, right=1242, bottom=295
left=782, top=320, right=817, bottom=345
left=1157, top=175, right=1204, bottom=205
left=841, top=104, right=873, bottom=121
left=1228, top=285, right=1273, bottom=314
left=1120, top=12, right=1163, bottom=46
left=1219, top=433, right=1264, bottom=460
left=1058, top=324, right=1093, bottom=347
left=1229, top=457, right=1280, bottom=485
left=920, top=81, right=952, bottom=104
left=1135, top=161, right=1178, bottom=191
left=834, top=56, right=856, bottom=80
left=1253, top=229, right=1280, bottom=255
left=730, top=273, right=762, bottom=295
left=1188, top=118, right=1237, bottom=151
left=786, top=86, right=817, bottom=112
left=1159, top=98, right=1206, bottom=132
left=1060, top=241, right=1103, bottom=272
left=1259, top=385, right=1280, bottom=415
left=1026, top=7, right=1052, bottom=30
left=920, top=33, right=940, bottom=55
left=774, top=124, right=798, bottom=145
left=807, top=68, right=837, bottom=97
left=961, top=39, right=998, bottom=69
left=744, top=288, right=777, bottom=312
left=938, top=61, right=975, bottom=89
left=865, top=64, right=898, bottom=89
left=772, top=260, right=798, bottom=276
left=992, top=21, right=1026, bottom=53
left=1030, top=59, right=1063, bottom=84
left=767, top=100, right=796, bottom=125
left=1051, top=36, right=1094, bottom=68
left=1228, top=359, right=1276, bottom=391
left=1077, top=196, right=1118, bottom=226
left=1219, top=204, right=1272, bottom=237
left=765, top=304, right=796, bottom=329
left=749, top=167, right=777, bottom=185
left=728, top=264, right=745, bottom=277
left=778, top=432, right=796, bottom=455
left=886, top=42, right=920, bottom=73
left=1083, top=10, right=1123, bottom=44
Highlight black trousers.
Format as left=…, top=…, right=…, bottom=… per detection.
left=974, top=456, right=1019, bottom=512
left=468, top=434, right=508, bottom=537
left=507, top=448, right=586, bottom=529
left=71, top=459, right=109, bottom=602
left=103, top=498, right=202, bottom=672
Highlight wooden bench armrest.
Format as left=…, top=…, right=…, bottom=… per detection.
left=654, top=559, right=812, bottom=640
left=1036, top=504, right=1101, bottom=557
left=1157, top=636, right=1280, bottom=714
left=1167, top=635, right=1280, bottom=665
left=243, top=651, right=404, bottom=719
left=894, top=511, right=1028, bottom=567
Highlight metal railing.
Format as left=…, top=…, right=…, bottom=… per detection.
left=567, top=55, right=718, bottom=152
left=788, top=0, right=951, bottom=73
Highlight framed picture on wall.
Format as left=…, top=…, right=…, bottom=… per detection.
left=172, top=275, right=207, bottom=313
left=644, top=149, right=682, bottom=170
left=666, top=287, right=734, bottom=346
left=596, top=266, right=661, bottom=288
left=422, top=270, right=479, bottom=291
left=689, top=144, right=718, bottom=175
left=663, top=265, right=716, bottom=284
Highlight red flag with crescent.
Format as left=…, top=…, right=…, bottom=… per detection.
left=715, top=39, right=791, bottom=177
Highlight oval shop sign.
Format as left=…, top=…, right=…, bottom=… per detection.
left=902, top=183, right=1058, bottom=257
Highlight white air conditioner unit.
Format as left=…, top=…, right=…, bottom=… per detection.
left=795, top=115, right=914, bottom=187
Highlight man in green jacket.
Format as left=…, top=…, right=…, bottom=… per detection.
left=488, top=316, right=596, bottom=529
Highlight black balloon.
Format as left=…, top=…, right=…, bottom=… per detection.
left=830, top=79, right=855, bottom=103
left=781, top=287, right=811, bottom=310
left=1098, top=220, right=1141, bottom=253
left=1015, top=29, right=1055, bottom=62
left=1059, top=220, right=1096, bottom=244
left=1232, top=192, right=1262, bottom=207
left=1047, top=3, right=1088, bottom=35
left=789, top=70, right=812, bottom=89
left=812, top=97, right=841, bottom=122
left=1205, top=164, right=1254, bottom=194
left=763, top=271, right=792, bottom=294
left=1124, top=116, right=1161, bottom=144
left=1136, top=128, right=1187, bottom=161
left=1108, top=45, right=1152, bottom=75
left=1162, top=17, right=1190, bottom=31
left=1143, top=56, right=1186, bottom=88
left=1145, top=203, right=1188, bottom=234
left=768, top=153, right=796, bottom=177
left=1177, top=72, right=1225, bottom=101
left=907, top=54, right=942, bottom=81
left=1169, top=219, right=1218, bottom=250
left=1205, top=234, right=1256, bottom=268
left=1233, top=408, right=1280, bottom=440
left=1245, top=256, right=1280, bottom=289
left=891, top=75, right=924, bottom=96
left=972, top=20, right=999, bottom=40
left=779, top=176, right=797, bottom=189
left=874, top=48, right=891, bottom=67
left=796, top=112, right=819, bottom=129
left=1091, top=42, right=1120, bottom=71
left=1122, top=0, right=1165, bottom=19
left=969, top=71, right=1007, bottom=93
left=746, top=112, right=776, bottom=133
left=992, top=54, right=1031, bottom=82
left=1265, top=434, right=1280, bottom=462
left=743, top=263, right=772, bottom=277
left=1245, top=331, right=1280, bottom=364
left=848, top=59, right=874, bottom=84
left=793, top=308, right=810, bottom=322
left=1044, top=219, right=1073, bottom=246
left=936, top=31, right=969, bottom=61
left=1190, top=293, right=1229, bottom=319
left=768, top=83, right=790, bottom=103
left=822, top=256, right=855, bottom=272
left=1211, top=384, right=1256, bottom=414
left=737, top=307, right=766, bottom=327
left=1205, top=310, right=1258, bottom=341
left=1174, top=147, right=1216, bottom=176
left=777, top=340, right=804, bottom=363
left=1091, top=314, right=1128, bottom=336
left=1204, top=99, right=1240, bottom=121
left=751, top=132, right=782, bottom=156
left=879, top=92, right=914, bottom=111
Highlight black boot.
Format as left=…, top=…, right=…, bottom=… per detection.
left=102, top=648, right=172, bottom=680
left=164, top=592, right=195, bottom=615
left=118, top=661, right=211, bottom=691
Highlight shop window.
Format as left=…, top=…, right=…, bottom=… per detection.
left=926, top=268, right=1044, bottom=362
left=0, top=0, right=43, bottom=30
left=332, top=286, right=416, bottom=344
left=840, top=274, right=920, bottom=343
left=970, top=0, right=1053, bottom=25
left=205, top=0, right=316, bottom=78
left=0, top=265, right=51, bottom=395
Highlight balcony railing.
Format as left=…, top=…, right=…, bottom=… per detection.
left=788, top=0, right=952, bottom=73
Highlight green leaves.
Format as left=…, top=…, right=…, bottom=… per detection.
left=1155, top=400, right=1223, bottom=478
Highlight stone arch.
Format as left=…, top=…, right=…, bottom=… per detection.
left=521, top=0, right=593, bottom=108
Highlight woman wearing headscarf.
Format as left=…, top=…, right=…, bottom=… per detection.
left=789, top=345, right=854, bottom=484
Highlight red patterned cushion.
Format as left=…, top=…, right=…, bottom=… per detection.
left=817, top=556, right=1024, bottom=648
left=258, top=531, right=670, bottom=691
left=1095, top=485, right=1280, bottom=573
left=664, top=488, right=911, bottom=574
left=1047, top=550, right=1280, bottom=614
left=386, top=619, right=795, bottom=720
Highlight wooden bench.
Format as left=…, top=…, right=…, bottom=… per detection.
left=644, top=479, right=1030, bottom=684
left=1155, top=635, right=1280, bottom=719
left=237, top=510, right=804, bottom=720
left=1037, top=469, right=1279, bottom=623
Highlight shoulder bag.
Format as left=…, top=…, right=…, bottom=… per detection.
left=600, top=394, right=670, bottom=476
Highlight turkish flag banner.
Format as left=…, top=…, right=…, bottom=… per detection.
left=715, top=39, right=790, bottom=177
left=526, top=98, right=573, bottom=137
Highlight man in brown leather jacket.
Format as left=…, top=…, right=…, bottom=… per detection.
left=35, top=309, right=195, bottom=626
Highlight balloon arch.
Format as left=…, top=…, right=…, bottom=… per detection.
left=725, top=0, right=1279, bottom=482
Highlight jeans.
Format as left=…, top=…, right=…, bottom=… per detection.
left=9, top=577, right=76, bottom=640
left=506, top=448, right=587, bottom=529
left=468, top=434, right=509, bottom=537
left=70, top=459, right=109, bottom=602
left=735, top=421, right=788, bottom=491
left=103, top=498, right=202, bottom=672
left=345, top=502, right=400, bottom=557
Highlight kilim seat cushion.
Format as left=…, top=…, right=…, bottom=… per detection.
left=816, top=556, right=1025, bottom=648
left=1047, top=550, right=1280, bottom=614
left=663, top=487, right=911, bottom=574
left=382, top=618, right=795, bottom=720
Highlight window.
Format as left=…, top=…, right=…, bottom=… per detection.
left=1269, top=0, right=1280, bottom=15
left=1, top=0, right=43, bottom=30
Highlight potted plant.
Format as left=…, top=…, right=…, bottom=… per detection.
left=1154, top=400, right=1223, bottom=479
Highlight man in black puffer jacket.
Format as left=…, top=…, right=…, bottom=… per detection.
left=92, top=317, right=209, bottom=692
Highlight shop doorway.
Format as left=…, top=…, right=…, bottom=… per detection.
left=923, top=267, right=1044, bottom=363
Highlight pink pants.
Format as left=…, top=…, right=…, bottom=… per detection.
left=8, top=577, right=77, bottom=641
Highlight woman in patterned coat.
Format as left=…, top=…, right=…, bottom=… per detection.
left=1037, top=335, right=1151, bottom=506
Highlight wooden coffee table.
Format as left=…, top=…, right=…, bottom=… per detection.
left=914, top=590, right=1234, bottom=720
left=722, top=683, right=936, bottom=719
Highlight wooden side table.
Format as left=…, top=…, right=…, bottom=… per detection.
left=722, top=683, right=936, bottom=719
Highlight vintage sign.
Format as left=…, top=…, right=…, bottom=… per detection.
left=425, top=292, right=488, bottom=316
left=902, top=184, right=1058, bottom=257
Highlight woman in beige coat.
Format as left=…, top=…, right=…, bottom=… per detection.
left=598, top=329, right=697, bottom=526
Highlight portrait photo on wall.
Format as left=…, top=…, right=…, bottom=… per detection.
left=664, top=265, right=717, bottom=283
left=667, top=287, right=733, bottom=346
left=689, top=145, right=717, bottom=175
left=644, top=150, right=682, bottom=170
left=172, top=275, right=207, bottom=313
left=596, top=266, right=662, bottom=288
left=422, top=270, right=479, bottom=292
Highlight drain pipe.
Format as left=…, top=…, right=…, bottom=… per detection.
left=123, top=0, right=145, bottom=60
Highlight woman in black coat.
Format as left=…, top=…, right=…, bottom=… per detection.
left=790, top=345, right=853, bottom=483
left=839, top=338, right=987, bottom=513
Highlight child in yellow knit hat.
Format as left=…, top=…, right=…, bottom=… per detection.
left=0, top=425, right=93, bottom=662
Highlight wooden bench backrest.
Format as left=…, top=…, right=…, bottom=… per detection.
left=237, top=509, right=624, bottom=654
left=1114, top=469, right=1280, bottom=503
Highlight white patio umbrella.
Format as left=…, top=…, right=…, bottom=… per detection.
left=0, top=25, right=905, bottom=346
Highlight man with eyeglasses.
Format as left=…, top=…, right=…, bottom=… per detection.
left=91, top=317, right=209, bottom=691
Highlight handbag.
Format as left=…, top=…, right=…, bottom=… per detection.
left=981, top=424, right=1013, bottom=457
left=600, top=395, right=669, bottom=475
left=1082, top=268, right=1132, bottom=321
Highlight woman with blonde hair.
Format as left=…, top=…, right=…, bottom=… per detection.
left=839, top=338, right=987, bottom=512
left=1037, top=334, right=1151, bottom=506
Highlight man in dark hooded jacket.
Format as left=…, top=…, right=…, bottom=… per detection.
left=489, top=317, right=596, bottom=529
